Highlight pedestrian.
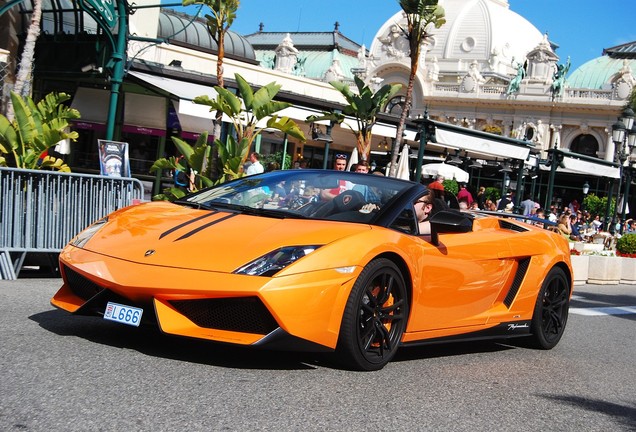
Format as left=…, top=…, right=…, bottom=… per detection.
left=457, top=183, right=473, bottom=207
left=245, top=152, right=264, bottom=175
left=520, top=194, right=535, bottom=216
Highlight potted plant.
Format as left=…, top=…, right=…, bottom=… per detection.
left=616, top=233, right=636, bottom=284
left=569, top=248, right=589, bottom=285
left=587, top=251, right=622, bottom=285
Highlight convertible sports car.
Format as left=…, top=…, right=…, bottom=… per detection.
left=51, top=169, right=573, bottom=370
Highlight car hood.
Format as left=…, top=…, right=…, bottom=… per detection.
left=81, top=201, right=371, bottom=273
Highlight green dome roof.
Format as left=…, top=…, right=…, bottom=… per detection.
left=255, top=49, right=359, bottom=80
left=568, top=57, right=636, bottom=89
left=568, top=42, right=636, bottom=90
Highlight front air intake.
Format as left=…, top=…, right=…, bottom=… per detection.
left=63, top=266, right=106, bottom=300
left=169, top=297, right=279, bottom=334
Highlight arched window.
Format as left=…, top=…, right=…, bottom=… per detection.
left=570, top=134, right=599, bottom=157
left=385, top=95, right=406, bottom=116
left=524, top=126, right=536, bottom=141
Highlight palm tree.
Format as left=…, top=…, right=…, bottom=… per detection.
left=183, top=0, right=238, bottom=145
left=151, top=73, right=306, bottom=199
left=306, top=76, right=402, bottom=162
left=195, top=73, right=305, bottom=180
left=5, top=0, right=42, bottom=122
left=388, top=0, right=445, bottom=177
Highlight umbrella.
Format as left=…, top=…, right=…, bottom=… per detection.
left=421, top=162, right=469, bottom=182
left=396, top=144, right=410, bottom=180
left=346, top=147, right=359, bottom=171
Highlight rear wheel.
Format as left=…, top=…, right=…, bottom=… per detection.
left=336, top=258, right=408, bottom=371
left=529, top=267, right=570, bottom=349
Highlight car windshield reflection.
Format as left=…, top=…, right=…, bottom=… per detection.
left=183, top=169, right=414, bottom=223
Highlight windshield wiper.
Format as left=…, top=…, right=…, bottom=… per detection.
left=173, top=199, right=208, bottom=210
left=235, top=206, right=308, bottom=219
left=182, top=200, right=307, bottom=219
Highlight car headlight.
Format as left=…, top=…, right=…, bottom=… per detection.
left=233, top=245, right=321, bottom=276
left=70, top=217, right=109, bottom=248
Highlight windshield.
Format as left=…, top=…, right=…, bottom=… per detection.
left=182, top=169, right=415, bottom=224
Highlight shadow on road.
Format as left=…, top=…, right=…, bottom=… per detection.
left=30, top=309, right=324, bottom=370
left=29, top=308, right=523, bottom=371
left=541, top=394, right=636, bottom=429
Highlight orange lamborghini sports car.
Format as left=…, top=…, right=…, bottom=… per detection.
left=52, top=169, right=573, bottom=370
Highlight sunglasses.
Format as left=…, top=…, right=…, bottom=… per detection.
left=335, top=153, right=348, bottom=160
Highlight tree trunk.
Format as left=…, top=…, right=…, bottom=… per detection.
left=389, top=57, right=417, bottom=178
left=210, top=29, right=226, bottom=180
left=6, top=0, right=41, bottom=122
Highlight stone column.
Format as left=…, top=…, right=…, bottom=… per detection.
left=605, top=127, right=616, bottom=162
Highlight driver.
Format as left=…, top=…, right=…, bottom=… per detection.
left=414, top=190, right=448, bottom=235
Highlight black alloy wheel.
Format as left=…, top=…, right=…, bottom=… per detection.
left=529, top=266, right=570, bottom=349
left=336, top=258, right=408, bottom=371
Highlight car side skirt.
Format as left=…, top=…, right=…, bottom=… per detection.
left=400, top=321, right=532, bottom=347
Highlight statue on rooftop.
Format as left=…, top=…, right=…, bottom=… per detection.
left=274, top=33, right=299, bottom=74
left=551, top=56, right=571, bottom=99
left=292, top=55, right=307, bottom=77
left=506, top=59, right=527, bottom=95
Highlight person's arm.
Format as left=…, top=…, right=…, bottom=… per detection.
left=320, top=189, right=338, bottom=201
left=418, top=220, right=431, bottom=235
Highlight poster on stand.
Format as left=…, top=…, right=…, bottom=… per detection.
left=98, top=139, right=131, bottom=177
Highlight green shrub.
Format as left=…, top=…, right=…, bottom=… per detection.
left=484, top=187, right=501, bottom=202
left=442, top=179, right=458, bottom=195
left=616, top=233, right=636, bottom=257
left=583, top=193, right=615, bottom=220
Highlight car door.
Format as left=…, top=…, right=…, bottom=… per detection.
left=408, top=226, right=516, bottom=332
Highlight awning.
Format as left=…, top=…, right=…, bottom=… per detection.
left=129, top=71, right=217, bottom=100
left=540, top=149, right=620, bottom=179
left=129, top=71, right=220, bottom=134
left=123, top=93, right=166, bottom=135
left=70, top=87, right=109, bottom=125
left=434, top=128, right=532, bottom=160
left=71, top=86, right=166, bottom=134
left=172, top=100, right=214, bottom=134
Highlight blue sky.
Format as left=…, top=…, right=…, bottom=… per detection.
left=165, top=0, right=636, bottom=73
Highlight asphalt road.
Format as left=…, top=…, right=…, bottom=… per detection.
left=1, top=279, right=635, bottom=431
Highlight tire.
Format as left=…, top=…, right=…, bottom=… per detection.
left=336, top=258, right=408, bottom=371
left=529, top=266, right=570, bottom=349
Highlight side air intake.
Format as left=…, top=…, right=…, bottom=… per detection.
left=499, top=220, right=529, bottom=233
left=503, top=258, right=530, bottom=308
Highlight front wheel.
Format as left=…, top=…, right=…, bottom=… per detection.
left=336, top=258, right=408, bottom=371
left=529, top=266, right=570, bottom=349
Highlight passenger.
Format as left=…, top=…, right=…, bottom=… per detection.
left=320, top=153, right=352, bottom=200
left=353, top=161, right=382, bottom=204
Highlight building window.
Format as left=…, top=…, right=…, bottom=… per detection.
left=570, top=134, right=599, bottom=157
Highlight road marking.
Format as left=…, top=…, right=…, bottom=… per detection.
left=570, top=306, right=636, bottom=316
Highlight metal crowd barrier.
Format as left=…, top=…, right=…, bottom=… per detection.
left=0, top=167, right=145, bottom=280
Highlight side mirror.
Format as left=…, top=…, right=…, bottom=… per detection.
left=429, top=210, right=473, bottom=246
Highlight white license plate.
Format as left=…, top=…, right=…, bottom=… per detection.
left=104, top=302, right=143, bottom=327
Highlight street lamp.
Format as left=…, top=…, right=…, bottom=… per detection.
left=611, top=107, right=636, bottom=233
left=582, top=181, right=590, bottom=195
